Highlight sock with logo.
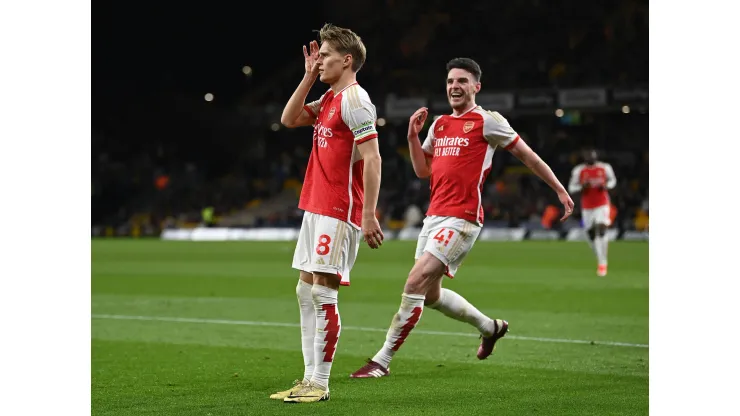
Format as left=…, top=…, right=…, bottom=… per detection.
left=310, top=284, right=341, bottom=390
left=371, top=293, right=426, bottom=369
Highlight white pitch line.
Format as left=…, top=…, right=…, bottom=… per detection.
left=91, top=314, right=648, bottom=349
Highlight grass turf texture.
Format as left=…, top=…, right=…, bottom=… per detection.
left=92, top=240, right=648, bottom=415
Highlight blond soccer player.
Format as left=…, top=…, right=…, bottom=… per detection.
left=269, top=24, right=384, bottom=403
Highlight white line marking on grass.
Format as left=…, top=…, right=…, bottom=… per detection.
left=91, top=314, right=648, bottom=349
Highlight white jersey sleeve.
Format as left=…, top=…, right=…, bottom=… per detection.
left=601, top=162, right=617, bottom=189
left=569, top=164, right=584, bottom=193
left=303, top=91, right=328, bottom=118
left=421, top=117, right=440, bottom=156
left=341, top=85, right=378, bottom=144
left=481, top=110, right=520, bottom=149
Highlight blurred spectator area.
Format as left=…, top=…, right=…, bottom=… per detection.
left=92, top=111, right=648, bottom=236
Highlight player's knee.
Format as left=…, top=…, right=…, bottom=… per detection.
left=296, top=281, right=303, bottom=297
left=424, top=284, right=442, bottom=306
left=312, top=271, right=340, bottom=291
left=310, top=281, right=337, bottom=304
left=298, top=271, right=313, bottom=286
left=587, top=228, right=596, bottom=240
left=405, top=258, right=443, bottom=294
left=596, top=224, right=607, bottom=236
left=404, top=267, right=426, bottom=294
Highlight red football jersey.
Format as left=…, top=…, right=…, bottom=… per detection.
left=299, top=82, right=378, bottom=228
left=421, top=106, right=520, bottom=225
left=568, top=162, right=617, bottom=209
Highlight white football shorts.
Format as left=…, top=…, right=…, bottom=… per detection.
left=292, top=211, right=361, bottom=286
left=414, top=215, right=482, bottom=278
left=582, top=205, right=611, bottom=228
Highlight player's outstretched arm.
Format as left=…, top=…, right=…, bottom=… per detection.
left=407, top=107, right=432, bottom=178
left=508, top=139, right=574, bottom=221
left=357, top=139, right=384, bottom=249
left=281, top=40, right=320, bottom=128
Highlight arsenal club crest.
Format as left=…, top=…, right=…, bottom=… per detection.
left=463, top=121, right=475, bottom=133
left=327, top=107, right=336, bottom=120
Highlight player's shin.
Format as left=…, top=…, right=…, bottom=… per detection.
left=594, top=235, right=607, bottom=266
left=371, top=293, right=426, bottom=369
left=310, top=284, right=341, bottom=390
left=296, top=280, right=316, bottom=383
left=428, top=288, right=496, bottom=336
left=586, top=228, right=598, bottom=257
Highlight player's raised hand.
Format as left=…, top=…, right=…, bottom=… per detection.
left=362, top=215, right=385, bottom=249
left=408, top=107, right=428, bottom=138
left=558, top=191, right=575, bottom=222
left=303, top=40, right=320, bottom=77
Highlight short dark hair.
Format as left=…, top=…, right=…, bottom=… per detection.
left=446, top=58, right=482, bottom=82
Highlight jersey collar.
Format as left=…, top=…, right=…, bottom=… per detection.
left=334, top=81, right=358, bottom=96
left=451, top=104, right=479, bottom=118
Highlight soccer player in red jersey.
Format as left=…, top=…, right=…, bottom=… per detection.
left=350, top=58, right=574, bottom=378
left=270, top=24, right=384, bottom=403
left=568, top=149, right=617, bottom=276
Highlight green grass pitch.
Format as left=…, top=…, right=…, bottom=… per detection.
left=92, top=239, right=648, bottom=415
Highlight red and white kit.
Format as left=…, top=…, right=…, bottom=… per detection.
left=569, top=162, right=616, bottom=227
left=417, top=106, right=520, bottom=277
left=291, top=82, right=378, bottom=285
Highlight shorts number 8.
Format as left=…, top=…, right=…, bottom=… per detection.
left=316, top=234, right=332, bottom=255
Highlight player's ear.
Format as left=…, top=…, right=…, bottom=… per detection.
left=344, top=54, right=352, bottom=69
left=475, top=83, right=481, bottom=93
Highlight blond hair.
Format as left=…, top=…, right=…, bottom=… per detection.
left=318, top=23, right=367, bottom=73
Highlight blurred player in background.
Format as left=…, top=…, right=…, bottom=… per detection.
left=350, top=58, right=574, bottom=378
left=568, top=149, right=617, bottom=276
left=272, top=23, right=384, bottom=403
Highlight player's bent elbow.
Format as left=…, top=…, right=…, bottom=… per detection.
left=372, top=155, right=384, bottom=167
left=280, top=117, right=296, bottom=128
left=415, top=167, right=431, bottom=179
left=362, top=153, right=382, bottom=169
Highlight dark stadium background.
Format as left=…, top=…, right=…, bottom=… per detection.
left=92, top=0, right=648, bottom=237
